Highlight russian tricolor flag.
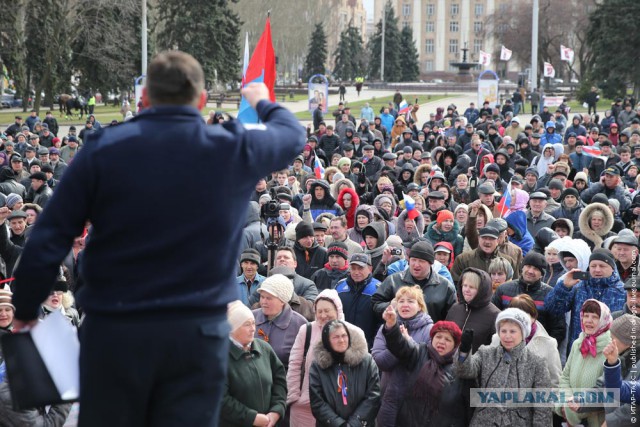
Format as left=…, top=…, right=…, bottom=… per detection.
left=398, top=99, right=411, bottom=115
left=496, top=180, right=512, bottom=218
left=582, top=146, right=609, bottom=163
left=238, top=17, right=276, bottom=124
left=314, top=155, right=325, bottom=179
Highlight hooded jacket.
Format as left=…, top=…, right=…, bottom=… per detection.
left=372, top=312, right=434, bottom=427
left=286, top=290, right=367, bottom=426
left=434, top=241, right=455, bottom=270
left=505, top=211, right=534, bottom=256
left=447, top=154, right=471, bottom=187
left=575, top=202, right=615, bottom=249
left=424, top=220, right=464, bottom=256
left=395, top=208, right=425, bottom=243
left=336, top=273, right=382, bottom=348
left=530, top=227, right=559, bottom=255
left=446, top=268, right=501, bottom=352
left=347, top=205, right=374, bottom=246
left=361, top=221, right=388, bottom=272
left=309, top=325, right=381, bottom=426
left=413, top=163, right=431, bottom=187
left=309, top=180, right=344, bottom=220
left=336, top=186, right=359, bottom=229
left=372, top=268, right=456, bottom=322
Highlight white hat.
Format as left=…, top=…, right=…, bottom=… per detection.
left=258, top=274, right=294, bottom=304
left=511, top=116, right=520, bottom=124
left=0, top=284, right=14, bottom=311
left=227, top=300, right=254, bottom=332
left=495, top=307, right=531, bottom=338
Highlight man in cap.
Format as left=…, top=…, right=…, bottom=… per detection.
left=236, top=248, right=265, bottom=306
left=361, top=144, right=383, bottom=181
left=477, top=182, right=502, bottom=218
left=335, top=253, right=382, bottom=347
left=451, top=226, right=518, bottom=283
left=426, top=190, right=446, bottom=217
left=527, top=192, right=555, bottom=236
left=611, top=235, right=639, bottom=282
left=468, top=217, right=523, bottom=271
left=581, top=165, right=631, bottom=212
left=10, top=52, right=305, bottom=427
left=28, top=171, right=53, bottom=209
left=47, top=147, right=68, bottom=180
left=292, top=221, right=328, bottom=280
left=482, top=163, right=508, bottom=194
left=613, top=277, right=639, bottom=318
left=492, top=251, right=566, bottom=345
left=311, top=241, right=350, bottom=292
left=372, top=240, right=455, bottom=322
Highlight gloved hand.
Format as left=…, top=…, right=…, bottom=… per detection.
left=460, top=329, right=474, bottom=354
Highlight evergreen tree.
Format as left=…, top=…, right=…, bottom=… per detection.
left=304, top=23, right=328, bottom=80
left=156, top=0, right=241, bottom=83
left=367, top=1, right=402, bottom=81
left=587, top=0, right=640, bottom=98
left=333, top=23, right=366, bottom=81
left=399, top=26, right=419, bottom=82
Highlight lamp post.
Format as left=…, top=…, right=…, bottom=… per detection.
left=531, top=0, right=538, bottom=91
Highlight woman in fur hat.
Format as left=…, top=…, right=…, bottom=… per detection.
left=575, top=202, right=615, bottom=249
left=309, top=320, right=380, bottom=426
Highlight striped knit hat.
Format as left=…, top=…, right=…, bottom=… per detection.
left=0, top=284, right=15, bottom=311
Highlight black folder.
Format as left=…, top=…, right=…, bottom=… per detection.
left=1, top=331, right=77, bottom=410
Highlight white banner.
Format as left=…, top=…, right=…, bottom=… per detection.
left=479, top=51, right=491, bottom=67
left=544, top=62, right=555, bottom=78
left=500, top=46, right=512, bottom=61
left=478, top=79, right=499, bottom=108
left=560, top=45, right=574, bottom=62
left=544, top=96, right=564, bottom=107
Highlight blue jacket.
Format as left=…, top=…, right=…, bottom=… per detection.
left=604, top=360, right=638, bottom=404
left=236, top=274, right=265, bottom=306
left=540, top=132, right=562, bottom=146
left=12, top=101, right=305, bottom=319
left=569, top=152, right=592, bottom=172
left=335, top=274, right=381, bottom=348
left=505, top=211, right=534, bottom=256
left=387, top=258, right=454, bottom=285
left=544, top=272, right=626, bottom=352
left=380, top=113, right=394, bottom=134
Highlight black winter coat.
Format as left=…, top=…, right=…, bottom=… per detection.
left=293, top=241, right=328, bottom=280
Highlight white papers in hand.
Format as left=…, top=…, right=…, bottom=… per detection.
left=30, top=310, right=80, bottom=400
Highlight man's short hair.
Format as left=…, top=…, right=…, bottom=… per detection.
left=146, top=51, right=205, bottom=106
left=331, top=216, right=347, bottom=228
left=276, top=246, right=296, bottom=258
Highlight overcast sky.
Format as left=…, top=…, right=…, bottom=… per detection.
left=364, top=0, right=373, bottom=21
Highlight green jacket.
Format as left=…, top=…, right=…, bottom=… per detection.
left=221, top=338, right=287, bottom=427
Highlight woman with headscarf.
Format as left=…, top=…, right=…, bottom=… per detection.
left=372, top=286, right=434, bottom=426
left=222, top=301, right=287, bottom=427
left=380, top=304, right=473, bottom=426
left=287, top=289, right=366, bottom=426
left=455, top=308, right=553, bottom=426
left=556, top=299, right=612, bottom=427
left=309, top=320, right=380, bottom=426
left=252, top=274, right=307, bottom=370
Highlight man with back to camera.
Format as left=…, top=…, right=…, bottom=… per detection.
left=10, top=51, right=305, bottom=427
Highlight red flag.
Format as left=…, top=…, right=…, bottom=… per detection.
left=239, top=17, right=276, bottom=123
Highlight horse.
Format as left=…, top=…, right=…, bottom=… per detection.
left=59, top=94, right=88, bottom=119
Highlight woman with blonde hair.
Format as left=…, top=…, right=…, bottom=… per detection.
left=372, top=286, right=434, bottom=426
left=487, top=257, right=514, bottom=293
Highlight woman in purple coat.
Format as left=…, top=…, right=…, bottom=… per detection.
left=372, top=285, right=433, bottom=426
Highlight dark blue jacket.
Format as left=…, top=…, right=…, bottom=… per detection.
left=335, top=274, right=381, bottom=348
left=12, top=101, right=305, bottom=320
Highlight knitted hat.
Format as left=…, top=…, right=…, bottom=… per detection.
left=240, top=248, right=261, bottom=265
left=430, top=321, right=462, bottom=347
left=589, top=248, right=616, bottom=271
left=327, top=242, right=349, bottom=260
left=227, top=300, right=254, bottom=332
left=258, top=274, right=294, bottom=303
left=496, top=308, right=532, bottom=338
left=523, top=252, right=547, bottom=276
left=295, top=222, right=315, bottom=240
left=436, top=210, right=454, bottom=225
left=259, top=194, right=272, bottom=204
left=548, top=179, right=564, bottom=191
left=561, top=187, right=579, bottom=200
left=337, top=157, right=351, bottom=168
left=0, top=284, right=14, bottom=311
left=5, top=193, right=22, bottom=210
left=409, top=241, right=435, bottom=264
left=610, top=314, right=636, bottom=347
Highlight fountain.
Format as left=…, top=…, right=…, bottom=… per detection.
left=450, top=43, right=479, bottom=83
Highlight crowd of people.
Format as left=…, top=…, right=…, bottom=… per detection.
left=0, top=85, right=638, bottom=427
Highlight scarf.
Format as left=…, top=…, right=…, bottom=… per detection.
left=525, top=322, right=538, bottom=344
left=413, top=342, right=455, bottom=410
left=365, top=242, right=387, bottom=260
left=579, top=299, right=612, bottom=358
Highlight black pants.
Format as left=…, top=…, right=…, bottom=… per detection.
left=589, top=104, right=597, bottom=115
left=531, top=104, right=538, bottom=114
left=78, top=311, right=229, bottom=427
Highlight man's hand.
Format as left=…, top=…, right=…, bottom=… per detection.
left=12, top=319, right=38, bottom=332
left=381, top=247, right=392, bottom=265
left=0, top=206, right=10, bottom=222
left=253, top=413, right=269, bottom=427
left=563, top=268, right=582, bottom=288
left=241, top=83, right=270, bottom=109
left=302, top=194, right=312, bottom=209
left=603, top=340, right=619, bottom=365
